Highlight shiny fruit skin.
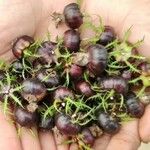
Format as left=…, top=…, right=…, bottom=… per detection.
left=38, top=116, right=54, bottom=131
left=12, top=60, right=23, bottom=72
left=53, top=87, right=74, bottom=100
left=139, top=62, right=150, bottom=76
left=125, top=92, right=145, bottom=118
left=81, top=128, right=95, bottom=146
left=14, top=107, right=38, bottom=127
left=64, top=29, right=80, bottom=53
left=100, top=76, right=128, bottom=94
left=12, top=35, right=34, bottom=59
left=88, top=44, right=107, bottom=76
left=21, top=79, right=47, bottom=102
left=75, top=81, right=93, bottom=97
left=0, top=70, right=5, bottom=80
left=97, top=112, right=120, bottom=134
left=55, top=113, right=81, bottom=135
left=63, top=3, right=83, bottom=29
left=121, top=70, right=132, bottom=80
left=69, top=64, right=83, bottom=79
left=36, top=69, right=59, bottom=88
left=97, top=26, right=116, bottom=46
left=37, top=41, right=56, bottom=65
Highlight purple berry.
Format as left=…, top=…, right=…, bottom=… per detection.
left=12, top=35, right=34, bottom=59
left=14, top=107, right=38, bottom=127
left=53, top=87, right=74, bottom=100
left=125, top=92, right=145, bottom=118
left=88, top=44, right=107, bottom=76
left=36, top=69, right=59, bottom=88
left=64, top=29, right=80, bottom=53
left=100, top=76, right=128, bottom=94
left=69, top=64, right=83, bottom=79
left=97, top=26, right=116, bottom=46
left=139, top=62, right=150, bottom=76
left=21, top=79, right=47, bottom=102
left=55, top=113, right=81, bottom=135
left=63, top=3, right=83, bottom=29
left=121, top=70, right=132, bottom=80
left=97, top=112, right=120, bottom=134
left=75, top=81, right=94, bottom=97
left=37, top=41, right=56, bottom=65
left=39, top=116, right=54, bottom=131
left=81, top=128, right=95, bottom=146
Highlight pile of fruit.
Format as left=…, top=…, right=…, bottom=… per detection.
left=0, top=3, right=150, bottom=149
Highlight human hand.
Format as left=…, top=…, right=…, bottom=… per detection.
left=0, top=0, right=150, bottom=150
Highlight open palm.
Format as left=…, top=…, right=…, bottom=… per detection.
left=0, top=0, right=150, bottom=150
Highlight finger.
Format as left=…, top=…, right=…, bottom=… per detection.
left=35, top=0, right=75, bottom=41
left=39, top=131, right=56, bottom=150
left=93, top=134, right=111, bottom=150
left=82, top=0, right=150, bottom=57
left=69, top=143, right=78, bottom=150
left=106, top=120, right=140, bottom=150
left=53, top=129, right=69, bottom=150
left=139, top=105, right=150, bottom=143
left=20, top=127, right=41, bottom=150
left=0, top=104, right=22, bottom=150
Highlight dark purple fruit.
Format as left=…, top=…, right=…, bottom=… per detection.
left=63, top=3, right=83, bottom=29
left=81, top=128, right=95, bottom=146
left=12, top=35, right=34, bottom=59
left=0, top=70, right=5, bottom=80
left=53, top=87, right=74, bottom=100
left=39, top=116, right=54, bottom=131
left=55, top=113, right=81, bottom=135
left=21, top=79, right=47, bottom=102
left=97, top=26, right=116, bottom=46
left=64, top=29, right=80, bottom=53
left=75, top=81, right=93, bottom=97
left=88, top=44, right=107, bottom=76
left=121, top=70, right=132, bottom=80
left=125, top=92, right=145, bottom=118
left=97, top=112, right=120, bottom=134
left=139, top=62, right=150, bottom=76
left=14, top=107, right=38, bottom=127
left=37, top=41, right=56, bottom=65
left=100, top=76, right=128, bottom=94
left=12, top=60, right=23, bottom=72
left=69, top=64, right=83, bottom=79
left=36, top=69, right=59, bottom=88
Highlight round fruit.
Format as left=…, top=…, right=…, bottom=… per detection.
left=81, top=128, right=95, bottom=146
left=97, top=112, right=120, bottom=134
left=64, top=29, right=80, bottom=53
left=75, top=81, right=93, bottom=97
left=12, top=60, right=23, bottom=72
left=55, top=113, right=81, bottom=135
left=139, top=62, right=150, bottom=76
left=12, top=35, right=34, bottom=59
left=125, top=92, right=145, bottom=118
left=100, top=76, right=128, bottom=94
left=121, top=70, right=132, bottom=80
left=97, top=26, right=116, bottom=46
left=88, top=44, right=107, bottom=76
left=53, top=87, right=74, bottom=100
left=36, top=69, right=59, bottom=88
left=37, top=41, right=56, bottom=65
left=63, top=3, right=83, bottom=29
left=21, top=79, right=47, bottom=102
left=14, top=107, right=38, bottom=127
left=0, top=70, right=5, bottom=80
left=38, top=116, right=54, bottom=131
left=69, top=64, right=83, bottom=79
